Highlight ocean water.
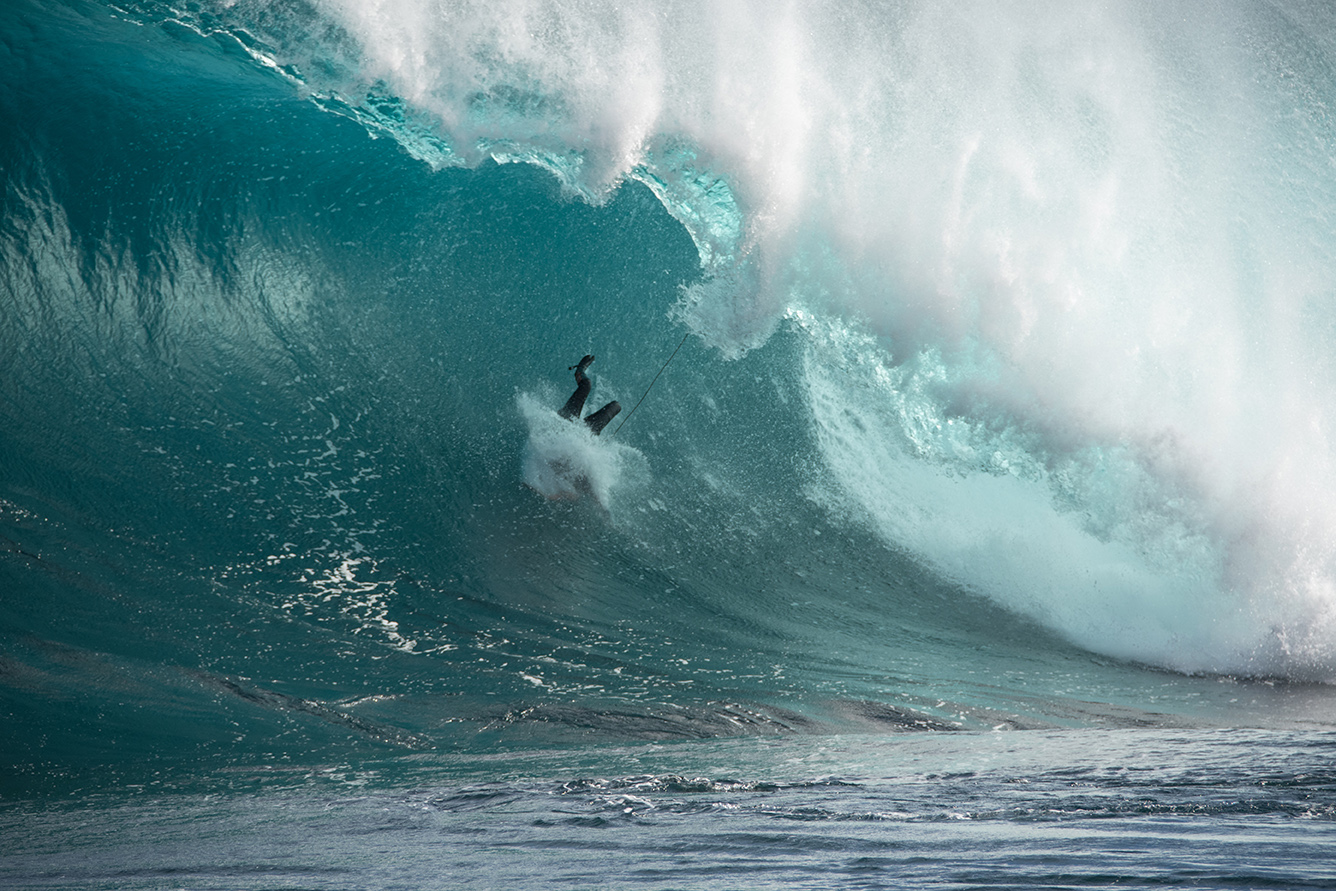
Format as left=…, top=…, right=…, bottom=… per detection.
left=3, top=0, right=1336, bottom=887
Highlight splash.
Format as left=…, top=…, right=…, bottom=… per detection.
left=518, top=393, right=646, bottom=507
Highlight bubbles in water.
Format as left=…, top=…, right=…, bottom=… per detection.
left=518, top=392, right=646, bottom=507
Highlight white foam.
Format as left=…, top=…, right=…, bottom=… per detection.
left=801, top=313, right=1336, bottom=680
left=518, top=392, right=646, bottom=508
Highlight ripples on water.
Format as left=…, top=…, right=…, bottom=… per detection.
left=4, top=729, right=1334, bottom=889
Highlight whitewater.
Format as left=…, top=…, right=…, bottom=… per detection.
left=3, top=0, right=1336, bottom=887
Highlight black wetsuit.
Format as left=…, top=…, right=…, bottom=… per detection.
left=558, top=371, right=590, bottom=421
left=560, top=362, right=621, bottom=435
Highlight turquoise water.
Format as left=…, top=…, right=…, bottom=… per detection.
left=4, top=1, right=1336, bottom=886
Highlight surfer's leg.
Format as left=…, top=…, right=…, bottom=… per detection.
left=583, top=400, right=621, bottom=435
left=558, top=355, right=596, bottom=420
left=559, top=373, right=591, bottom=420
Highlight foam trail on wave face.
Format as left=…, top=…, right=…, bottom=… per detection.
left=801, top=312, right=1336, bottom=680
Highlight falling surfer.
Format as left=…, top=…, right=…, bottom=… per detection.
left=558, top=354, right=621, bottom=435
left=520, top=353, right=641, bottom=503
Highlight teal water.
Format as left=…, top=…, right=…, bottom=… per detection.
left=4, top=1, right=1336, bottom=886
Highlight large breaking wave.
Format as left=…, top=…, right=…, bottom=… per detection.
left=5, top=0, right=1336, bottom=790
left=194, top=0, right=1336, bottom=678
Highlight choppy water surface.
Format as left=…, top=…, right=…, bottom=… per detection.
left=5, top=731, right=1335, bottom=889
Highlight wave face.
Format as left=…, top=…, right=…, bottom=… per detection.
left=5, top=0, right=1336, bottom=789
left=188, top=0, right=1336, bottom=676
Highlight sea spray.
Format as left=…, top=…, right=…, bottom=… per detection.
left=519, top=392, right=647, bottom=506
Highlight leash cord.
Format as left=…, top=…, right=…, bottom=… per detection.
left=611, top=331, right=690, bottom=436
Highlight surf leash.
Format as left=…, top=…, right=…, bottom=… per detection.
left=611, top=330, right=691, bottom=436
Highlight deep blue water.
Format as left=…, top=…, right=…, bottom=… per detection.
left=4, top=1, right=1336, bottom=887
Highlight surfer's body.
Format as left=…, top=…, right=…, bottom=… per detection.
left=560, top=354, right=620, bottom=435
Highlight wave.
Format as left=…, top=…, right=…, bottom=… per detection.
left=167, top=0, right=1336, bottom=678
left=4, top=0, right=1336, bottom=790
